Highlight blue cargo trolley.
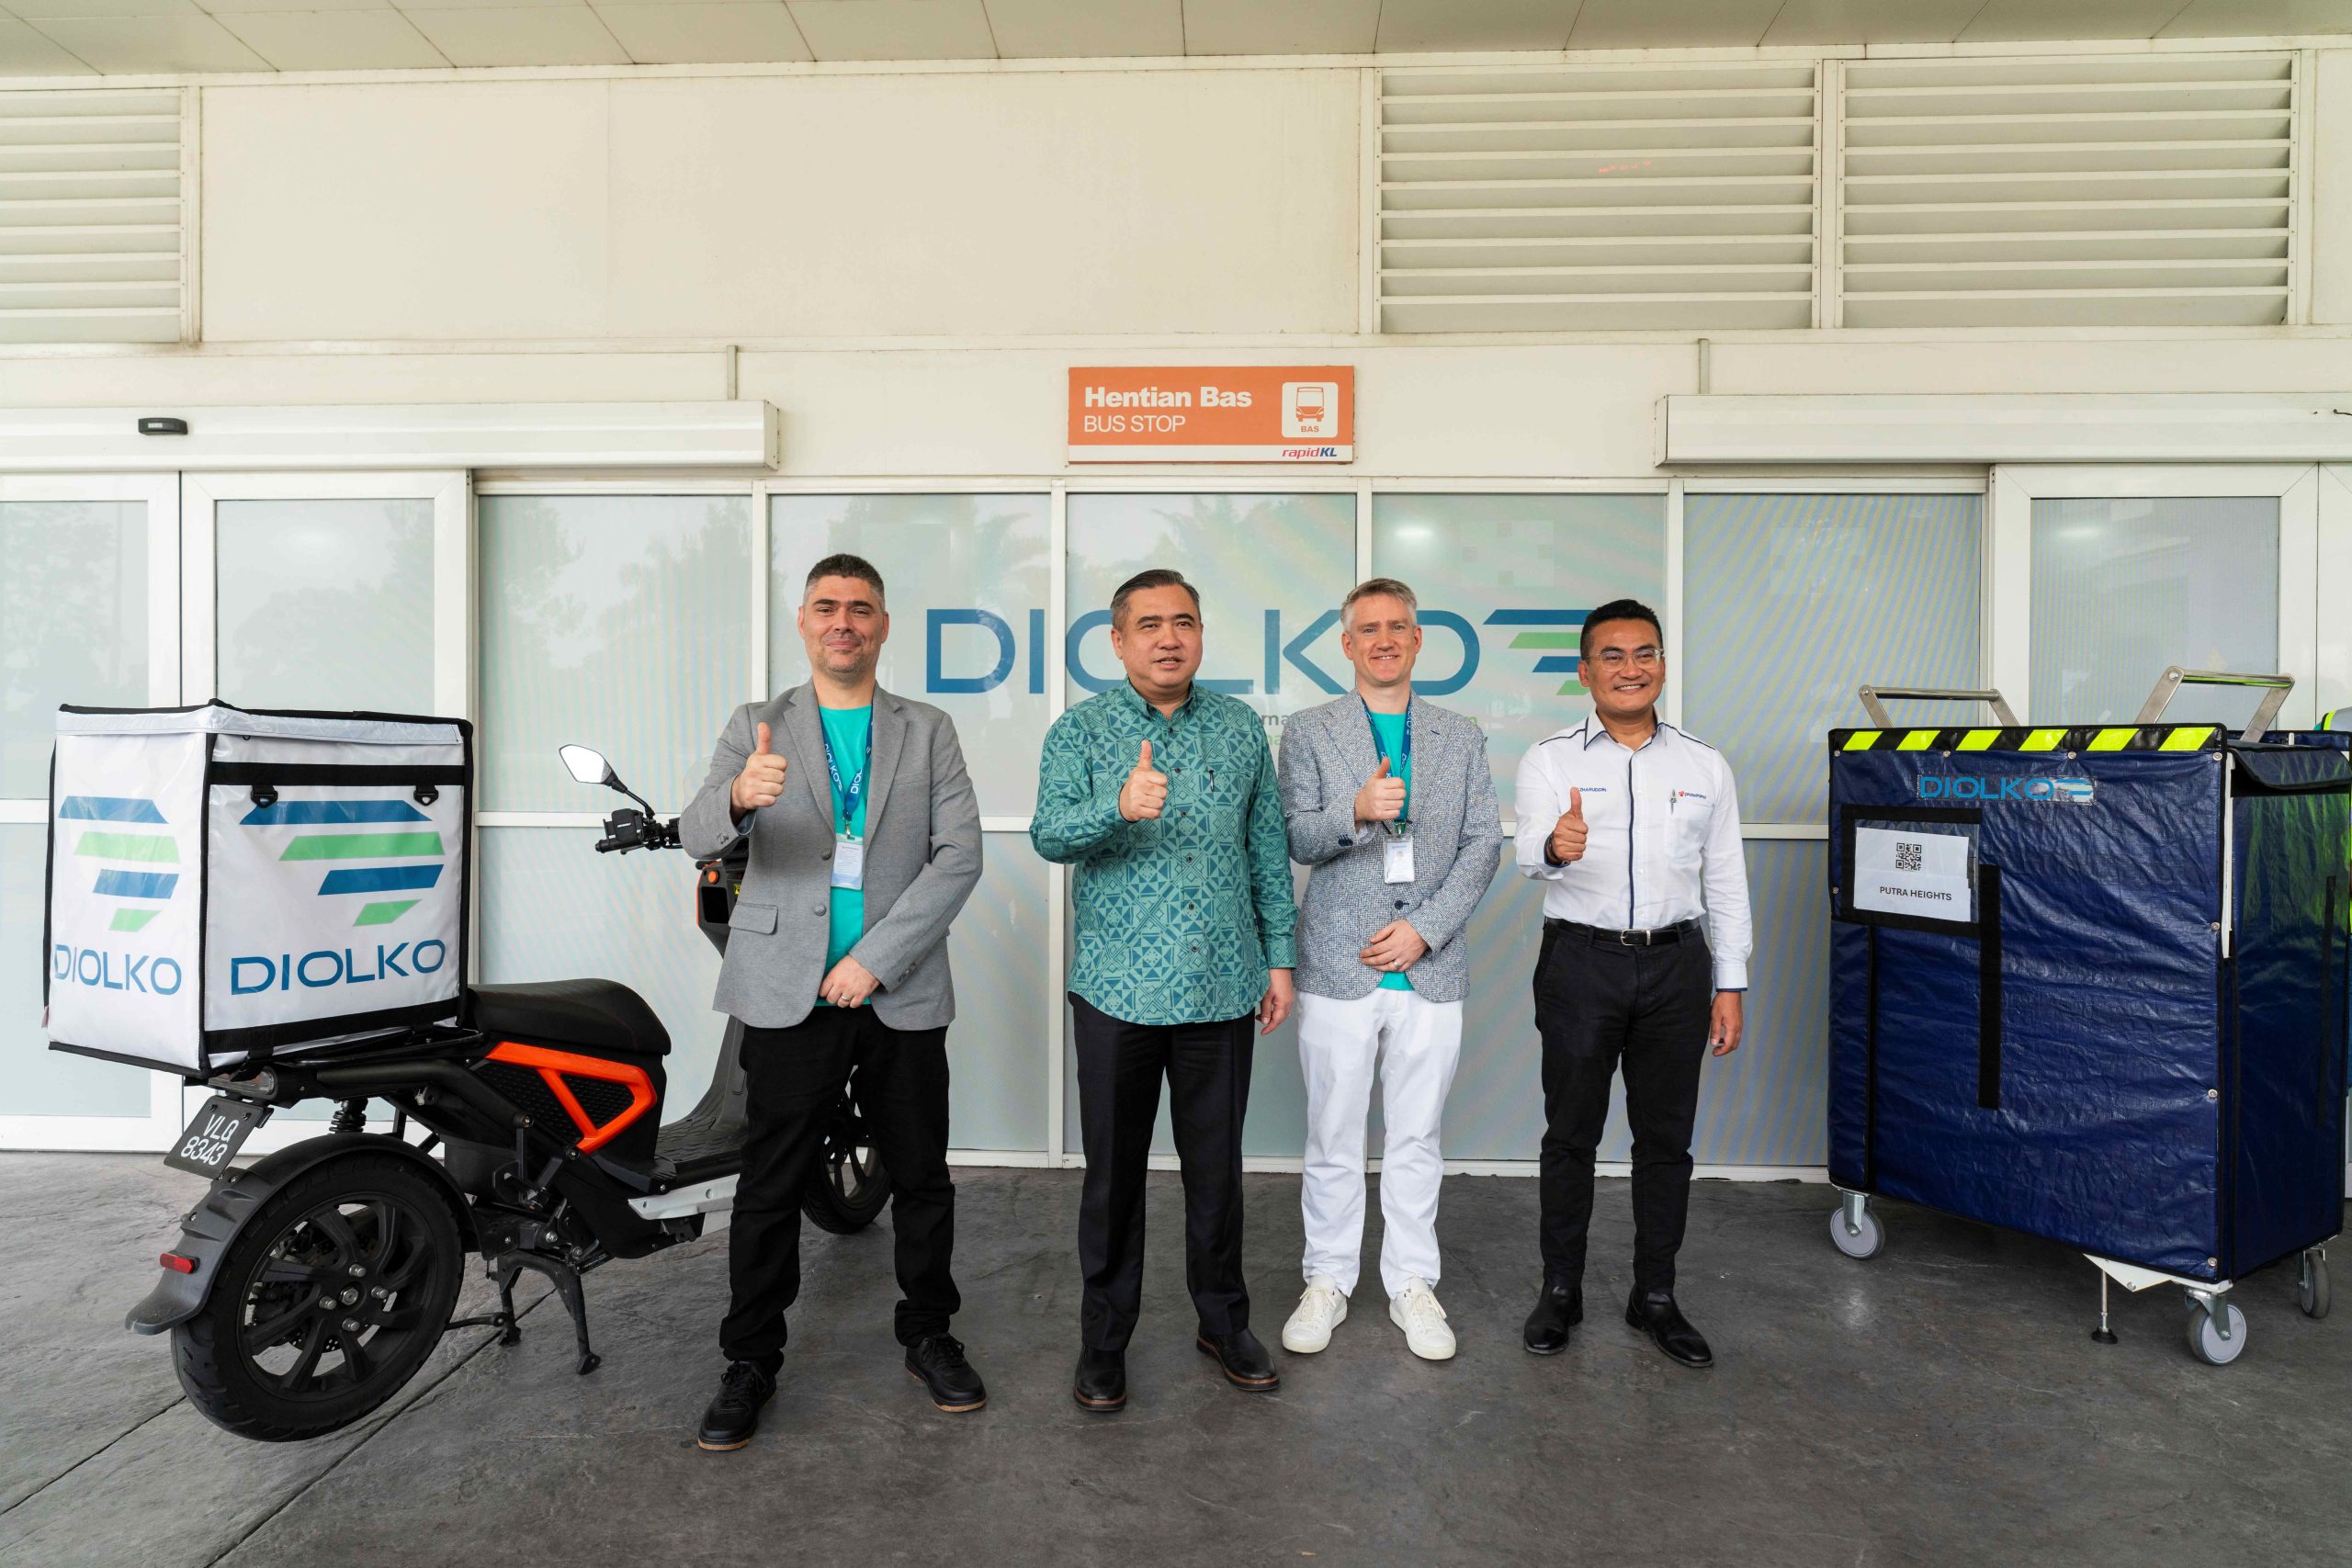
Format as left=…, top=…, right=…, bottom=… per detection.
left=1824, top=671, right=2350, bottom=1366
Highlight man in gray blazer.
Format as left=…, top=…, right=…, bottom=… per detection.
left=679, top=552, right=984, bottom=1450
left=1275, top=577, right=1501, bottom=1361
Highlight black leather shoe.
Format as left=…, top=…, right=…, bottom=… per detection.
left=1624, top=1288, right=1713, bottom=1369
left=1074, top=1347, right=1126, bottom=1413
left=905, top=1333, right=987, bottom=1413
left=1523, top=1280, right=1583, bottom=1355
left=696, top=1359, right=777, bottom=1451
left=1195, top=1328, right=1280, bottom=1392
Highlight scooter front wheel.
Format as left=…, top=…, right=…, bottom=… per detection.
left=173, top=1153, right=464, bottom=1441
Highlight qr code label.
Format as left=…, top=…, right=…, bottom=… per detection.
left=1894, top=840, right=1924, bottom=873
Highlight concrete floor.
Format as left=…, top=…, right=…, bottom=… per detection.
left=1, top=1155, right=2346, bottom=1568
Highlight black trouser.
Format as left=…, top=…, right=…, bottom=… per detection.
left=1533, top=923, right=1714, bottom=1296
left=1070, top=994, right=1255, bottom=1351
left=719, top=1007, right=958, bottom=1369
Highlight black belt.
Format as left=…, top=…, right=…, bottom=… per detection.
left=1545, top=917, right=1702, bottom=947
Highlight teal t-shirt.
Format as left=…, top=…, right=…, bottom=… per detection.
left=816, top=705, right=871, bottom=1006
left=1367, top=707, right=1414, bottom=993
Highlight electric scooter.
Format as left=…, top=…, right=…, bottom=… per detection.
left=125, top=744, right=890, bottom=1442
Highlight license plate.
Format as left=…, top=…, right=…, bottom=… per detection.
left=164, top=1095, right=269, bottom=1178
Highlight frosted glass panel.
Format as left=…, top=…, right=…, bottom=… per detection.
left=1064, top=493, right=1354, bottom=722
left=1685, top=493, right=1982, bottom=825
left=480, top=495, right=752, bottom=812
left=2030, top=495, right=2278, bottom=728
left=215, top=499, right=433, bottom=714
left=770, top=495, right=1048, bottom=816
left=2, top=501, right=146, bottom=798
left=5, top=824, right=149, bottom=1116
left=945, top=834, right=1049, bottom=1153
left=479, top=827, right=729, bottom=1104
left=1373, top=492, right=1665, bottom=821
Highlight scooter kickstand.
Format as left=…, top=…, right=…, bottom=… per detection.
left=478, top=1250, right=601, bottom=1376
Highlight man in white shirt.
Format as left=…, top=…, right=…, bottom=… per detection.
left=1511, top=598, right=1751, bottom=1369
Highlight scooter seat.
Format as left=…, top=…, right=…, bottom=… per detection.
left=469, top=979, right=672, bottom=1057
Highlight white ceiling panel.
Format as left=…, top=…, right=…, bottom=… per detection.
left=192, top=0, right=406, bottom=14
left=216, top=9, right=449, bottom=67
left=0, top=16, right=97, bottom=69
left=28, top=14, right=269, bottom=66
left=1374, top=0, right=1577, bottom=53
left=984, top=0, right=1178, bottom=56
left=402, top=5, right=631, bottom=62
left=1182, top=0, right=1379, bottom=54
left=2159, top=0, right=2352, bottom=35
left=1760, top=0, right=1990, bottom=45
left=593, top=1, right=812, bottom=62
left=1959, top=0, right=2197, bottom=41
left=786, top=0, right=997, bottom=59
left=1566, top=0, right=1784, bottom=49
left=6, top=0, right=199, bottom=18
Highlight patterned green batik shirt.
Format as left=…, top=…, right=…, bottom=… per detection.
left=1032, top=681, right=1299, bottom=1026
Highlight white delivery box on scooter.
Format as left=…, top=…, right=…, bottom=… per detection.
left=45, top=703, right=473, bottom=1076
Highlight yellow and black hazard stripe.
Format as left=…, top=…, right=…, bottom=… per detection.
left=1829, top=724, right=2222, bottom=755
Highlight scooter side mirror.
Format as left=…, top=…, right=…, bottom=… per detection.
left=559, top=744, right=616, bottom=788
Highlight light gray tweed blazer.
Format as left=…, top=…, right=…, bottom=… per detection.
left=1276, top=693, right=1501, bottom=1003
left=680, top=683, right=982, bottom=1032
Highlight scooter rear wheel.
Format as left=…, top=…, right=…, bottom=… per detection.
left=801, top=1097, right=891, bottom=1235
left=173, top=1153, right=464, bottom=1441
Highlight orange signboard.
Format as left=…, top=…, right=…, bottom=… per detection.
left=1069, top=366, right=1353, bottom=463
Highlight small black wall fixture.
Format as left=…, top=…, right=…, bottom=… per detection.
left=136, top=416, right=188, bottom=435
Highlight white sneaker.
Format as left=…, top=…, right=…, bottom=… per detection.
left=1282, top=1274, right=1349, bottom=1353
left=1390, top=1278, right=1456, bottom=1361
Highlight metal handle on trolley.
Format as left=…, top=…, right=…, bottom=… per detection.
left=1857, top=685, right=2019, bottom=728
left=2132, top=667, right=2294, bottom=743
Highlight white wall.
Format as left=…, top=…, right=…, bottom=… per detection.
left=200, top=69, right=1360, bottom=343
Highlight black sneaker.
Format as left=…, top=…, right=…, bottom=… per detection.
left=905, top=1333, right=988, bottom=1413
left=696, top=1359, right=777, bottom=1451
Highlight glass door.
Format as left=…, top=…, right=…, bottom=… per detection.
left=0, top=474, right=185, bottom=1150
left=178, top=471, right=469, bottom=1151
left=1988, top=465, right=2320, bottom=732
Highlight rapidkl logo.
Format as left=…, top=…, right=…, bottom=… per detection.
left=242, top=796, right=447, bottom=927
left=923, top=606, right=1588, bottom=701
left=1917, top=775, right=2096, bottom=805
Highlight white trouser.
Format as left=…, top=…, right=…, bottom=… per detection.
left=1296, top=987, right=1464, bottom=1299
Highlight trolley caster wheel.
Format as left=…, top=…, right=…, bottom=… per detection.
left=2299, top=1251, right=2330, bottom=1320
left=2185, top=1302, right=2247, bottom=1366
left=1828, top=1205, right=1884, bottom=1260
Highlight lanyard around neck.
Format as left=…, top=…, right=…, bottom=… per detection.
left=820, top=712, right=871, bottom=839
left=1362, top=695, right=1411, bottom=829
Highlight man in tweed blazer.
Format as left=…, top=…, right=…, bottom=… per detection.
left=1275, top=578, right=1501, bottom=1360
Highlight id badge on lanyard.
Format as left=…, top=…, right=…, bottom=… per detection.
left=825, top=716, right=870, bottom=891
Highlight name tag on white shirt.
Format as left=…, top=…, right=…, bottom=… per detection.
left=1384, top=833, right=1416, bottom=885
left=831, top=834, right=865, bottom=891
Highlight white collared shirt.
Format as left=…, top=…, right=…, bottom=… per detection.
left=1512, top=716, right=1752, bottom=991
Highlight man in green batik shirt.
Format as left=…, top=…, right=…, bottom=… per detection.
left=1033, top=567, right=1298, bottom=1415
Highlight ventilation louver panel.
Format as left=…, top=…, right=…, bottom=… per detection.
left=1839, top=55, right=2293, bottom=329
left=0, top=89, right=183, bottom=345
left=1378, top=63, right=1818, bottom=333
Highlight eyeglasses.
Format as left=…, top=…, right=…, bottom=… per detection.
left=1590, top=646, right=1664, bottom=671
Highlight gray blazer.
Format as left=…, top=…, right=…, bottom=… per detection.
left=1277, top=694, right=1501, bottom=1003
left=681, top=683, right=982, bottom=1032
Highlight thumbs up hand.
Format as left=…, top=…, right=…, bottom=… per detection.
left=1354, top=755, right=1407, bottom=826
left=1547, top=786, right=1588, bottom=865
left=1118, top=739, right=1170, bottom=822
left=731, top=719, right=790, bottom=815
